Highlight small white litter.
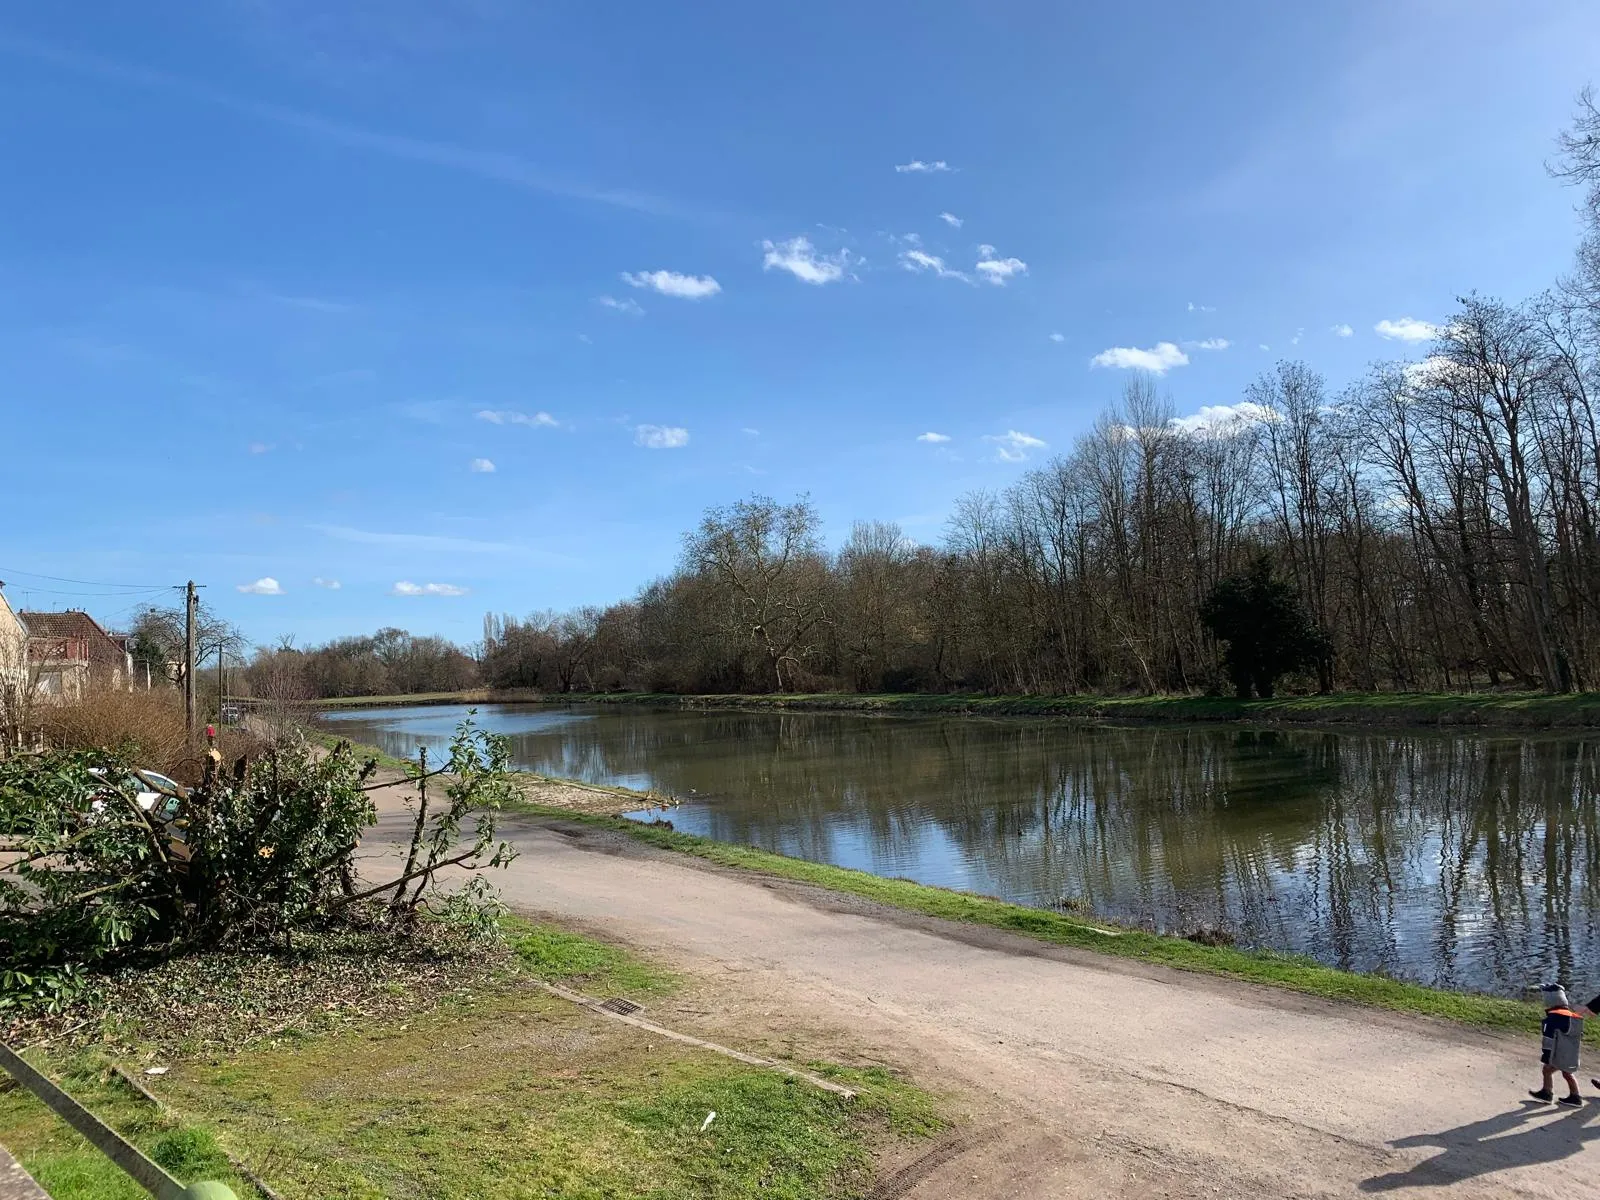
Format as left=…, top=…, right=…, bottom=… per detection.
left=700, top=1111, right=716, bottom=1133
left=144, top=1067, right=168, bottom=1076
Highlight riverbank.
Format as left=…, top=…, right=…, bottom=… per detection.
left=359, top=802, right=1600, bottom=1197
left=311, top=688, right=1600, bottom=728
left=315, top=736, right=1580, bottom=1037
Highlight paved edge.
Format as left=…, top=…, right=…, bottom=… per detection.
left=0, top=1143, right=47, bottom=1200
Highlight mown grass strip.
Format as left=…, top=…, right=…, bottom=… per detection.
left=310, top=689, right=1600, bottom=729
left=511, top=804, right=1576, bottom=1043
left=539, top=689, right=1600, bottom=729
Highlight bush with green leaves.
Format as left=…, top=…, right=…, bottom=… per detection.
left=0, top=715, right=515, bottom=1012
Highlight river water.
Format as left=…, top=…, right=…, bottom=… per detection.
left=320, top=702, right=1600, bottom=998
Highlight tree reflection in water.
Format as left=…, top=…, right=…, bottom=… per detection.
left=323, top=703, right=1600, bottom=997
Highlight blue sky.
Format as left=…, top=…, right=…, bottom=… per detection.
left=3, top=1, right=1597, bottom=647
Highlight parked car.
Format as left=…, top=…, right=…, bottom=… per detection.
left=86, top=766, right=193, bottom=868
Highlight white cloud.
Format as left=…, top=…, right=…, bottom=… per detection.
left=762, top=236, right=851, bottom=285
left=1375, top=317, right=1438, bottom=342
left=476, top=409, right=558, bottom=428
left=1331, top=323, right=1354, bottom=338
left=894, top=160, right=952, bottom=173
left=312, top=577, right=341, bottom=590
left=469, top=457, right=496, bottom=473
left=247, top=441, right=274, bottom=454
left=975, top=255, right=1027, bottom=285
left=1049, top=332, right=1065, bottom=343
left=391, top=581, right=469, bottom=597
left=939, top=211, right=963, bottom=228
left=1291, top=327, right=1305, bottom=346
left=1402, top=355, right=1458, bottom=387
left=621, top=269, right=721, bottom=299
left=977, top=243, right=996, bottom=256
left=1259, top=343, right=1271, bottom=351
left=741, top=427, right=760, bottom=436
left=899, top=248, right=970, bottom=282
left=237, top=577, right=284, bottom=595
left=983, top=430, right=1047, bottom=462
left=1188, top=301, right=1217, bottom=313
left=598, top=294, right=644, bottom=315
left=917, top=431, right=952, bottom=443
left=1169, top=402, right=1278, bottom=436
left=635, top=424, right=689, bottom=449
left=1188, top=338, right=1230, bottom=351
left=1090, top=342, right=1189, bottom=374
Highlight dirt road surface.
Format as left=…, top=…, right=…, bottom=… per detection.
left=358, top=782, right=1599, bottom=1198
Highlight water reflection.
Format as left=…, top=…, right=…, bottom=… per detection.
left=321, top=703, right=1600, bottom=997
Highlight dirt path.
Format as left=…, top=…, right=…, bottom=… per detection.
left=358, top=780, right=1600, bottom=1198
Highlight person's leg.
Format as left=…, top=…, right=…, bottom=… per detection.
left=1560, top=1071, right=1582, bottom=1102
left=1532, top=1064, right=1556, bottom=1100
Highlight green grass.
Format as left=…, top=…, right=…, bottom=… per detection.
left=0, top=1056, right=254, bottom=1199
left=540, top=689, right=1600, bottom=729
left=307, top=728, right=415, bottom=772
left=509, top=803, right=1584, bottom=1044
left=308, top=688, right=1600, bottom=729
left=2, top=921, right=940, bottom=1199
left=504, top=914, right=677, bottom=997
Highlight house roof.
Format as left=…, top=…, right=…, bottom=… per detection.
left=19, top=610, right=129, bottom=666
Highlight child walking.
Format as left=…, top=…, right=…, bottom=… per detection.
left=1531, top=984, right=1585, bottom=1107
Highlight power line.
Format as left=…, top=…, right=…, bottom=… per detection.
left=0, top=566, right=179, bottom=591
left=1, top=585, right=174, bottom=599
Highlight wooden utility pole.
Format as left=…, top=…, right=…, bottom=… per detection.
left=184, top=580, right=197, bottom=738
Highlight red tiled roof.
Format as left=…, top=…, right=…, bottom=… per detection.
left=19, top=610, right=129, bottom=667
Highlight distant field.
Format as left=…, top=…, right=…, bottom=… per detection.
left=310, top=688, right=1600, bottom=728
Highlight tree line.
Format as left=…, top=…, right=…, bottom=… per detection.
left=257, top=92, right=1600, bottom=700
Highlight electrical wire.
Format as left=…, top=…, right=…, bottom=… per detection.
left=0, top=566, right=179, bottom=591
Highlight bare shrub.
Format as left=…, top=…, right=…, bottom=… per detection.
left=39, top=688, right=263, bottom=781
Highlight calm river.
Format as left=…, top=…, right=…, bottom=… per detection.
left=321, top=702, right=1600, bottom=998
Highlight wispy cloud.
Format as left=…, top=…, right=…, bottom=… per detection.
left=476, top=409, right=558, bottom=428
left=1187, top=301, right=1216, bottom=313
left=312, top=577, right=341, bottom=590
left=1291, top=327, right=1305, bottom=346
left=984, top=430, right=1047, bottom=463
left=974, top=252, right=1027, bottom=285
left=0, top=33, right=685, bottom=219
left=468, top=457, right=495, bottom=473
left=1186, top=338, right=1230, bottom=351
left=741, top=427, right=760, bottom=436
left=1375, top=316, right=1438, bottom=342
left=894, top=159, right=952, bottom=173
left=1090, top=342, right=1189, bottom=373
left=917, top=432, right=952, bottom=443
left=311, top=524, right=514, bottom=553
left=1048, top=332, right=1065, bottom=343
left=391, top=581, right=468, bottom=597
left=762, top=237, right=852, bottom=285
left=237, top=577, right=284, bottom=595
left=635, top=424, right=689, bottom=449
left=248, top=441, right=275, bottom=454
left=264, top=291, right=354, bottom=314
left=1331, top=323, right=1354, bottom=338
left=899, top=249, right=970, bottom=282
left=939, top=211, right=963, bottom=228
left=598, top=294, right=644, bottom=315
left=621, top=270, right=721, bottom=299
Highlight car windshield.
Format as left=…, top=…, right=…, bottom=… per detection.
left=135, top=770, right=182, bottom=793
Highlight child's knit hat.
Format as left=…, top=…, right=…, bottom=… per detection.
left=1542, top=983, right=1571, bottom=1010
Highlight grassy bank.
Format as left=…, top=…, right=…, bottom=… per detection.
left=0, top=919, right=940, bottom=1199
left=312, top=688, right=1600, bottom=728
left=512, top=804, right=1579, bottom=1044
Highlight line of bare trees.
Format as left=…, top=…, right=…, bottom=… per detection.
left=478, top=94, right=1600, bottom=699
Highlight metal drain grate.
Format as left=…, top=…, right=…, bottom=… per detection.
left=599, top=997, right=643, bottom=1016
